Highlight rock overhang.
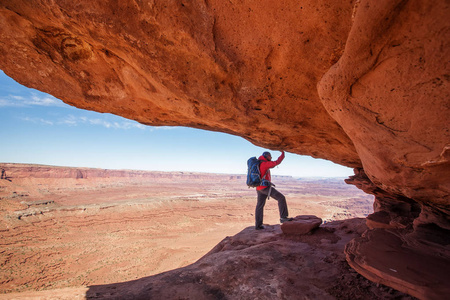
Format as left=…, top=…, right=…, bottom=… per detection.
left=0, top=0, right=361, bottom=166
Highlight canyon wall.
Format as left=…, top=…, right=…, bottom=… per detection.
left=0, top=0, right=449, bottom=298
left=0, top=163, right=242, bottom=181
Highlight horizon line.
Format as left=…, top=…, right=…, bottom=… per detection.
left=0, top=161, right=350, bottom=179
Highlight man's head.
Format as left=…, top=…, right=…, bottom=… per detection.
left=262, top=151, right=272, bottom=161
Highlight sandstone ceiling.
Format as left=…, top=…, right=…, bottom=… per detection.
left=1, top=0, right=448, bottom=207
left=0, top=0, right=360, bottom=165
left=1, top=0, right=449, bottom=297
left=0, top=0, right=448, bottom=208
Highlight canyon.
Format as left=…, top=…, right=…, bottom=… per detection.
left=0, top=0, right=449, bottom=299
left=0, top=163, right=383, bottom=299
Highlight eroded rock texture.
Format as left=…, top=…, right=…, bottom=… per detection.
left=345, top=229, right=450, bottom=300
left=0, top=0, right=359, bottom=166
left=345, top=168, right=450, bottom=299
left=319, top=0, right=449, bottom=214
left=80, top=221, right=415, bottom=300
left=0, top=0, right=449, bottom=298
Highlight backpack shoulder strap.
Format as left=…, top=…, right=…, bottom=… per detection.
left=259, top=161, right=270, bottom=181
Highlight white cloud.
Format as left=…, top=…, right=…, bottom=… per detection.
left=57, top=115, right=150, bottom=130
left=19, top=113, right=156, bottom=130
left=30, top=94, right=63, bottom=106
left=20, top=116, right=54, bottom=125
left=60, top=115, right=78, bottom=126
left=0, top=93, right=66, bottom=107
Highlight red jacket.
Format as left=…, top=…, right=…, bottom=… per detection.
left=256, top=151, right=285, bottom=190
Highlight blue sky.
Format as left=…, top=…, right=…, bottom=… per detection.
left=0, top=70, right=353, bottom=177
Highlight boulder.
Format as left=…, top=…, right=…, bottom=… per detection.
left=281, top=215, right=322, bottom=235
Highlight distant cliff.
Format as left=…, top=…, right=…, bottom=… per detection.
left=0, top=163, right=243, bottom=181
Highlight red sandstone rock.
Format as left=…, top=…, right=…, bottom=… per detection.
left=318, top=0, right=450, bottom=211
left=346, top=229, right=450, bottom=300
left=3, top=219, right=414, bottom=300
left=344, top=168, right=450, bottom=298
left=0, top=1, right=449, bottom=298
left=0, top=0, right=359, bottom=167
left=346, top=168, right=421, bottom=230
left=0, top=163, right=242, bottom=181
left=281, top=215, right=322, bottom=235
left=79, top=221, right=413, bottom=299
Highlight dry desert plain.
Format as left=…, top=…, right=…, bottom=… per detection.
left=0, top=164, right=373, bottom=295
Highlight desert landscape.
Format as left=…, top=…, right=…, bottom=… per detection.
left=0, top=163, right=375, bottom=297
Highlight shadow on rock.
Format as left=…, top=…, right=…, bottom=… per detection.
left=86, top=217, right=415, bottom=300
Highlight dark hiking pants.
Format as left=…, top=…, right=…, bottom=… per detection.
left=255, top=187, right=288, bottom=227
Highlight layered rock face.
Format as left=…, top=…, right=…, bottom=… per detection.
left=0, top=0, right=449, bottom=298
left=0, top=163, right=241, bottom=180
left=345, top=169, right=450, bottom=299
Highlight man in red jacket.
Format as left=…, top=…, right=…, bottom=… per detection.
left=255, top=151, right=293, bottom=230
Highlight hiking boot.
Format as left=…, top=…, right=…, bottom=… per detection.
left=280, top=217, right=294, bottom=223
left=255, top=225, right=265, bottom=230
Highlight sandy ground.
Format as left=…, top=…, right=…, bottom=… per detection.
left=0, top=174, right=373, bottom=295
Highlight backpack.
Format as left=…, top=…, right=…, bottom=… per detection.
left=246, top=157, right=269, bottom=187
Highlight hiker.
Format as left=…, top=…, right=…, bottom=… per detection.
left=255, top=151, right=293, bottom=230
